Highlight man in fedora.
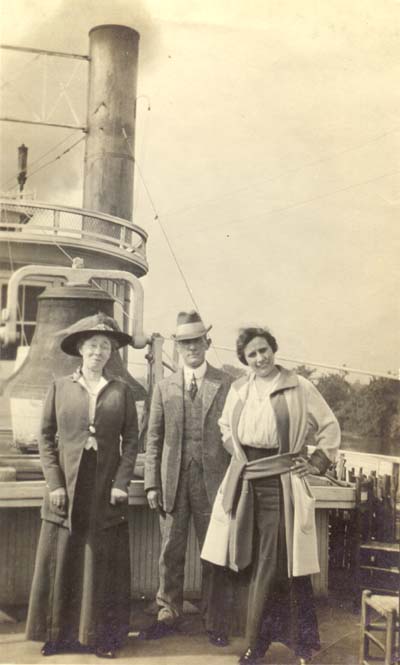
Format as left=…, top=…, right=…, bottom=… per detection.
left=141, top=311, right=233, bottom=645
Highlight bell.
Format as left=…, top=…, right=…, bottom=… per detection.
left=1, top=284, right=146, bottom=452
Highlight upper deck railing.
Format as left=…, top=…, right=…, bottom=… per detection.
left=0, top=198, right=148, bottom=274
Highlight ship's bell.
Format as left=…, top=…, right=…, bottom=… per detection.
left=1, top=284, right=146, bottom=452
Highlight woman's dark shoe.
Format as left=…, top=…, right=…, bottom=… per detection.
left=41, top=642, right=60, bottom=656
left=95, top=645, right=116, bottom=659
left=137, top=620, right=177, bottom=640
left=41, top=640, right=93, bottom=656
left=207, top=630, right=229, bottom=647
left=239, top=645, right=267, bottom=664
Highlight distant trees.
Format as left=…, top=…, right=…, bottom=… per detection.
left=222, top=362, right=400, bottom=446
left=293, top=366, right=400, bottom=444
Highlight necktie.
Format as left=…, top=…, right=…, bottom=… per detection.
left=188, top=374, right=198, bottom=401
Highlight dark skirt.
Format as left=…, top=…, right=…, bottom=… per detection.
left=26, top=450, right=131, bottom=650
left=244, top=446, right=320, bottom=659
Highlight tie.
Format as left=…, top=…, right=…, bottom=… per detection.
left=188, top=374, right=198, bottom=401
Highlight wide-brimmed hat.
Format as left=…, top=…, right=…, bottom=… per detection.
left=172, top=310, right=212, bottom=341
left=59, top=312, right=132, bottom=357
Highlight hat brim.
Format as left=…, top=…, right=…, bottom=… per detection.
left=61, top=329, right=133, bottom=357
left=172, top=324, right=212, bottom=342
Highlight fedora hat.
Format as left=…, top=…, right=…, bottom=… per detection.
left=59, top=312, right=132, bottom=357
left=173, top=310, right=212, bottom=341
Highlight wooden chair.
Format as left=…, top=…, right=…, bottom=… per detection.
left=358, top=467, right=400, bottom=665
left=360, top=590, right=399, bottom=665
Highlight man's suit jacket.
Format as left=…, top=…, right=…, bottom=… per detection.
left=145, top=363, right=232, bottom=513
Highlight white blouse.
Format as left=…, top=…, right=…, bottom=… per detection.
left=78, top=375, right=108, bottom=451
left=237, top=372, right=280, bottom=448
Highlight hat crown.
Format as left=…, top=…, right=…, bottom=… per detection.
left=176, top=310, right=202, bottom=327
left=173, top=310, right=212, bottom=341
left=58, top=312, right=121, bottom=338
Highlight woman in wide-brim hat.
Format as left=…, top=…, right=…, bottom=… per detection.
left=26, top=313, right=139, bottom=659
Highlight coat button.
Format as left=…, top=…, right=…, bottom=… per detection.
left=89, top=425, right=96, bottom=434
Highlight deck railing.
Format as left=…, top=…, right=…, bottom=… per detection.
left=0, top=198, right=148, bottom=263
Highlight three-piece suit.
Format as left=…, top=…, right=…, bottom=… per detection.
left=145, top=362, right=232, bottom=631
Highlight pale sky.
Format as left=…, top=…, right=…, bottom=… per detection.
left=1, top=0, right=399, bottom=375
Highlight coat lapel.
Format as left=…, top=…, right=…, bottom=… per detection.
left=201, top=365, right=221, bottom=425
left=167, top=369, right=184, bottom=433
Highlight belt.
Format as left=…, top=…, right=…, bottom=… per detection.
left=222, top=451, right=299, bottom=514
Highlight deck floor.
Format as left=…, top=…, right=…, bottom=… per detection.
left=0, top=597, right=360, bottom=665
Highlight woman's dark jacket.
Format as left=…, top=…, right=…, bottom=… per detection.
left=39, top=370, right=139, bottom=531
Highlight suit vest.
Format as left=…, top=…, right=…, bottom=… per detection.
left=181, top=382, right=204, bottom=467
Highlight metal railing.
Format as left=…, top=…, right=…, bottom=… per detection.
left=0, top=198, right=148, bottom=264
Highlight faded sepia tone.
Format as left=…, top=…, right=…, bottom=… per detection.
left=0, top=2, right=399, bottom=664
left=1, top=0, right=399, bottom=374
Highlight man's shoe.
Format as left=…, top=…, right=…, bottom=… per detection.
left=137, top=620, right=177, bottom=640
left=239, top=645, right=267, bottom=664
left=207, top=630, right=229, bottom=647
left=95, top=646, right=116, bottom=659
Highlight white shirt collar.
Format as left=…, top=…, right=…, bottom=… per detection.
left=78, top=374, right=108, bottom=395
left=183, top=361, right=207, bottom=386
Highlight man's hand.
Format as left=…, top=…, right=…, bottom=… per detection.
left=110, top=488, right=128, bottom=505
left=49, top=487, right=67, bottom=509
left=147, top=488, right=162, bottom=510
left=290, top=456, right=320, bottom=478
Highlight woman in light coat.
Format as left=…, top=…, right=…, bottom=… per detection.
left=26, top=313, right=138, bottom=659
left=203, top=326, right=340, bottom=665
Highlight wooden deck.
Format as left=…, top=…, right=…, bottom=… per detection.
left=0, top=594, right=362, bottom=664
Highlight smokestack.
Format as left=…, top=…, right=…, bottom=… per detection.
left=83, top=25, right=140, bottom=222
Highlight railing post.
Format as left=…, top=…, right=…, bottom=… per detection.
left=120, top=225, right=126, bottom=249
left=53, top=209, right=60, bottom=236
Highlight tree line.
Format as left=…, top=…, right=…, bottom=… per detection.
left=222, top=364, right=400, bottom=444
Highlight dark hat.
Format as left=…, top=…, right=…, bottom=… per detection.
left=59, top=312, right=132, bottom=357
left=173, top=310, right=212, bottom=341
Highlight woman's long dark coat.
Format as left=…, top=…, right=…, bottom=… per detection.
left=26, top=370, right=138, bottom=646
left=39, top=371, right=138, bottom=530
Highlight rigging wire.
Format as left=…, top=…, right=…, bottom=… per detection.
left=132, top=96, right=152, bottom=218
left=214, top=345, right=399, bottom=381
left=121, top=129, right=200, bottom=312
left=121, top=127, right=222, bottom=366
left=1, top=129, right=83, bottom=190
left=0, top=53, right=41, bottom=90
left=6, top=232, right=395, bottom=381
left=172, top=166, right=400, bottom=238
left=7, top=135, right=86, bottom=188
left=160, top=126, right=400, bottom=220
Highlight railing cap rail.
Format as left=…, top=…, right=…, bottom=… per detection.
left=0, top=197, right=148, bottom=241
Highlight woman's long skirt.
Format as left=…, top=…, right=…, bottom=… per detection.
left=245, top=448, right=320, bottom=659
left=26, top=450, right=130, bottom=650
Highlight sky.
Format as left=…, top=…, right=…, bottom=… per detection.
left=0, top=0, right=399, bottom=376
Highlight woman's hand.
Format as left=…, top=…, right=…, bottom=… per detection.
left=290, top=456, right=320, bottom=478
left=49, top=487, right=67, bottom=509
left=110, top=488, right=128, bottom=505
left=146, top=489, right=162, bottom=511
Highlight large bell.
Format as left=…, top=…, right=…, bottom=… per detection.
left=2, top=284, right=146, bottom=452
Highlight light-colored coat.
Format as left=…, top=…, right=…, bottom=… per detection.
left=202, top=368, right=341, bottom=575
left=145, top=364, right=232, bottom=512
